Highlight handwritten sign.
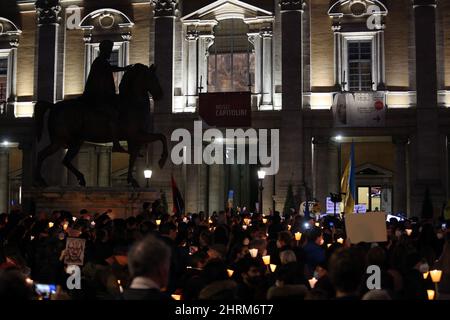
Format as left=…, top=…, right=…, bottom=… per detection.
left=64, top=237, right=86, bottom=266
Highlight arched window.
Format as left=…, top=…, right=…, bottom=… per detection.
left=80, top=9, right=134, bottom=91
left=207, top=19, right=255, bottom=93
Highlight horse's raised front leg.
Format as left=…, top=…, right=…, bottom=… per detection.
left=136, top=133, right=168, bottom=168
left=34, top=143, right=62, bottom=187
left=127, top=142, right=141, bottom=188
left=62, top=142, right=86, bottom=187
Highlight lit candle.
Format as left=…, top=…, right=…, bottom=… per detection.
left=26, top=278, right=33, bottom=286
left=249, top=248, right=258, bottom=258
left=337, top=237, right=344, bottom=244
left=308, top=277, right=318, bottom=289
left=295, top=232, right=302, bottom=241
left=405, top=229, right=412, bottom=236
left=117, top=280, right=123, bottom=294
left=327, top=243, right=332, bottom=248
left=90, top=221, right=96, bottom=227
left=270, top=264, right=277, bottom=273
left=315, top=222, right=320, bottom=227
left=427, top=289, right=435, bottom=300
left=287, top=224, right=292, bottom=231
left=63, top=222, right=69, bottom=231
left=156, top=219, right=161, bottom=226
left=430, top=269, right=443, bottom=283
left=30, top=236, right=34, bottom=241
left=227, top=269, right=234, bottom=277
left=244, top=218, right=251, bottom=226
left=48, top=222, right=54, bottom=228
left=171, top=294, right=181, bottom=301
left=262, top=255, right=271, bottom=265
left=262, top=218, right=268, bottom=224
left=208, top=218, right=213, bottom=224
left=72, top=217, right=77, bottom=222
left=423, top=272, right=429, bottom=280
left=242, top=225, right=248, bottom=230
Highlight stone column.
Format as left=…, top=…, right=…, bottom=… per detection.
left=261, top=28, right=273, bottom=108
left=198, top=35, right=214, bottom=93
left=328, top=141, right=339, bottom=195
left=97, top=146, right=111, bottom=187
left=208, top=164, right=224, bottom=213
left=6, top=39, right=19, bottom=118
left=313, top=137, right=329, bottom=206
left=332, top=26, right=342, bottom=90
left=19, top=141, right=35, bottom=212
left=152, top=0, right=177, bottom=113
left=186, top=30, right=199, bottom=108
left=35, top=0, right=65, bottom=186
left=248, top=33, right=262, bottom=105
left=0, top=148, right=9, bottom=213
left=410, top=0, right=445, bottom=218
left=377, top=30, right=386, bottom=89
left=393, top=137, right=408, bottom=214
left=280, top=0, right=304, bottom=110
left=276, top=1, right=306, bottom=211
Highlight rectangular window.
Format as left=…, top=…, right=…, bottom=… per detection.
left=348, top=41, right=372, bottom=91
left=0, top=57, right=8, bottom=105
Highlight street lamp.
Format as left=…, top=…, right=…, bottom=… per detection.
left=144, top=169, right=152, bottom=188
left=258, top=169, right=266, bottom=215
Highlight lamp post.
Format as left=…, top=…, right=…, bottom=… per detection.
left=258, top=169, right=266, bottom=215
left=144, top=169, right=152, bottom=188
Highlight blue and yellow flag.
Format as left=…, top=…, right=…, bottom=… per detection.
left=341, top=142, right=356, bottom=214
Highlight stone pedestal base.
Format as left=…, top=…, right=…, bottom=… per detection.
left=23, top=187, right=160, bottom=219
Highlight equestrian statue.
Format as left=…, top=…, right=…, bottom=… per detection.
left=34, top=40, right=168, bottom=188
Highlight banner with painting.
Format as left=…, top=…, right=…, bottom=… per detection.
left=332, top=91, right=386, bottom=127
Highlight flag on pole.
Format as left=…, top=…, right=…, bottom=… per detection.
left=171, top=175, right=185, bottom=216
left=341, top=142, right=356, bottom=214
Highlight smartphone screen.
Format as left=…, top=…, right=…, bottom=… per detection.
left=35, top=284, right=57, bottom=300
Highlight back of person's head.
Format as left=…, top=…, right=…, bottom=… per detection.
left=128, top=235, right=171, bottom=285
left=143, top=202, right=151, bottom=211
left=203, top=259, right=228, bottom=284
left=280, top=250, right=297, bottom=265
left=307, top=227, right=323, bottom=242
left=329, top=247, right=365, bottom=296
left=367, top=246, right=386, bottom=268
left=190, top=251, right=209, bottom=269
left=278, top=231, right=292, bottom=246
left=362, top=289, right=391, bottom=300
left=159, top=222, right=177, bottom=236
left=0, top=269, right=32, bottom=300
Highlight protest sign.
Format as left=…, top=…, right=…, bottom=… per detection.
left=345, top=212, right=387, bottom=244
left=64, top=237, right=86, bottom=266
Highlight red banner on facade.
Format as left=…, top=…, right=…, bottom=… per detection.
left=198, top=92, right=251, bottom=127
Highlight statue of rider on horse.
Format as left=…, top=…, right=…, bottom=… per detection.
left=34, top=40, right=168, bottom=188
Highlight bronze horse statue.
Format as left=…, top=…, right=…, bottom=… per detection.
left=34, top=64, right=168, bottom=188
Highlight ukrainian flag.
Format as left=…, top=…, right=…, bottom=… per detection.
left=341, top=142, right=356, bottom=214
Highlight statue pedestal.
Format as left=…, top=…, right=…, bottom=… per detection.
left=23, top=187, right=160, bottom=219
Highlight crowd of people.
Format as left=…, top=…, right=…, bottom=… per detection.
left=0, top=200, right=450, bottom=300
